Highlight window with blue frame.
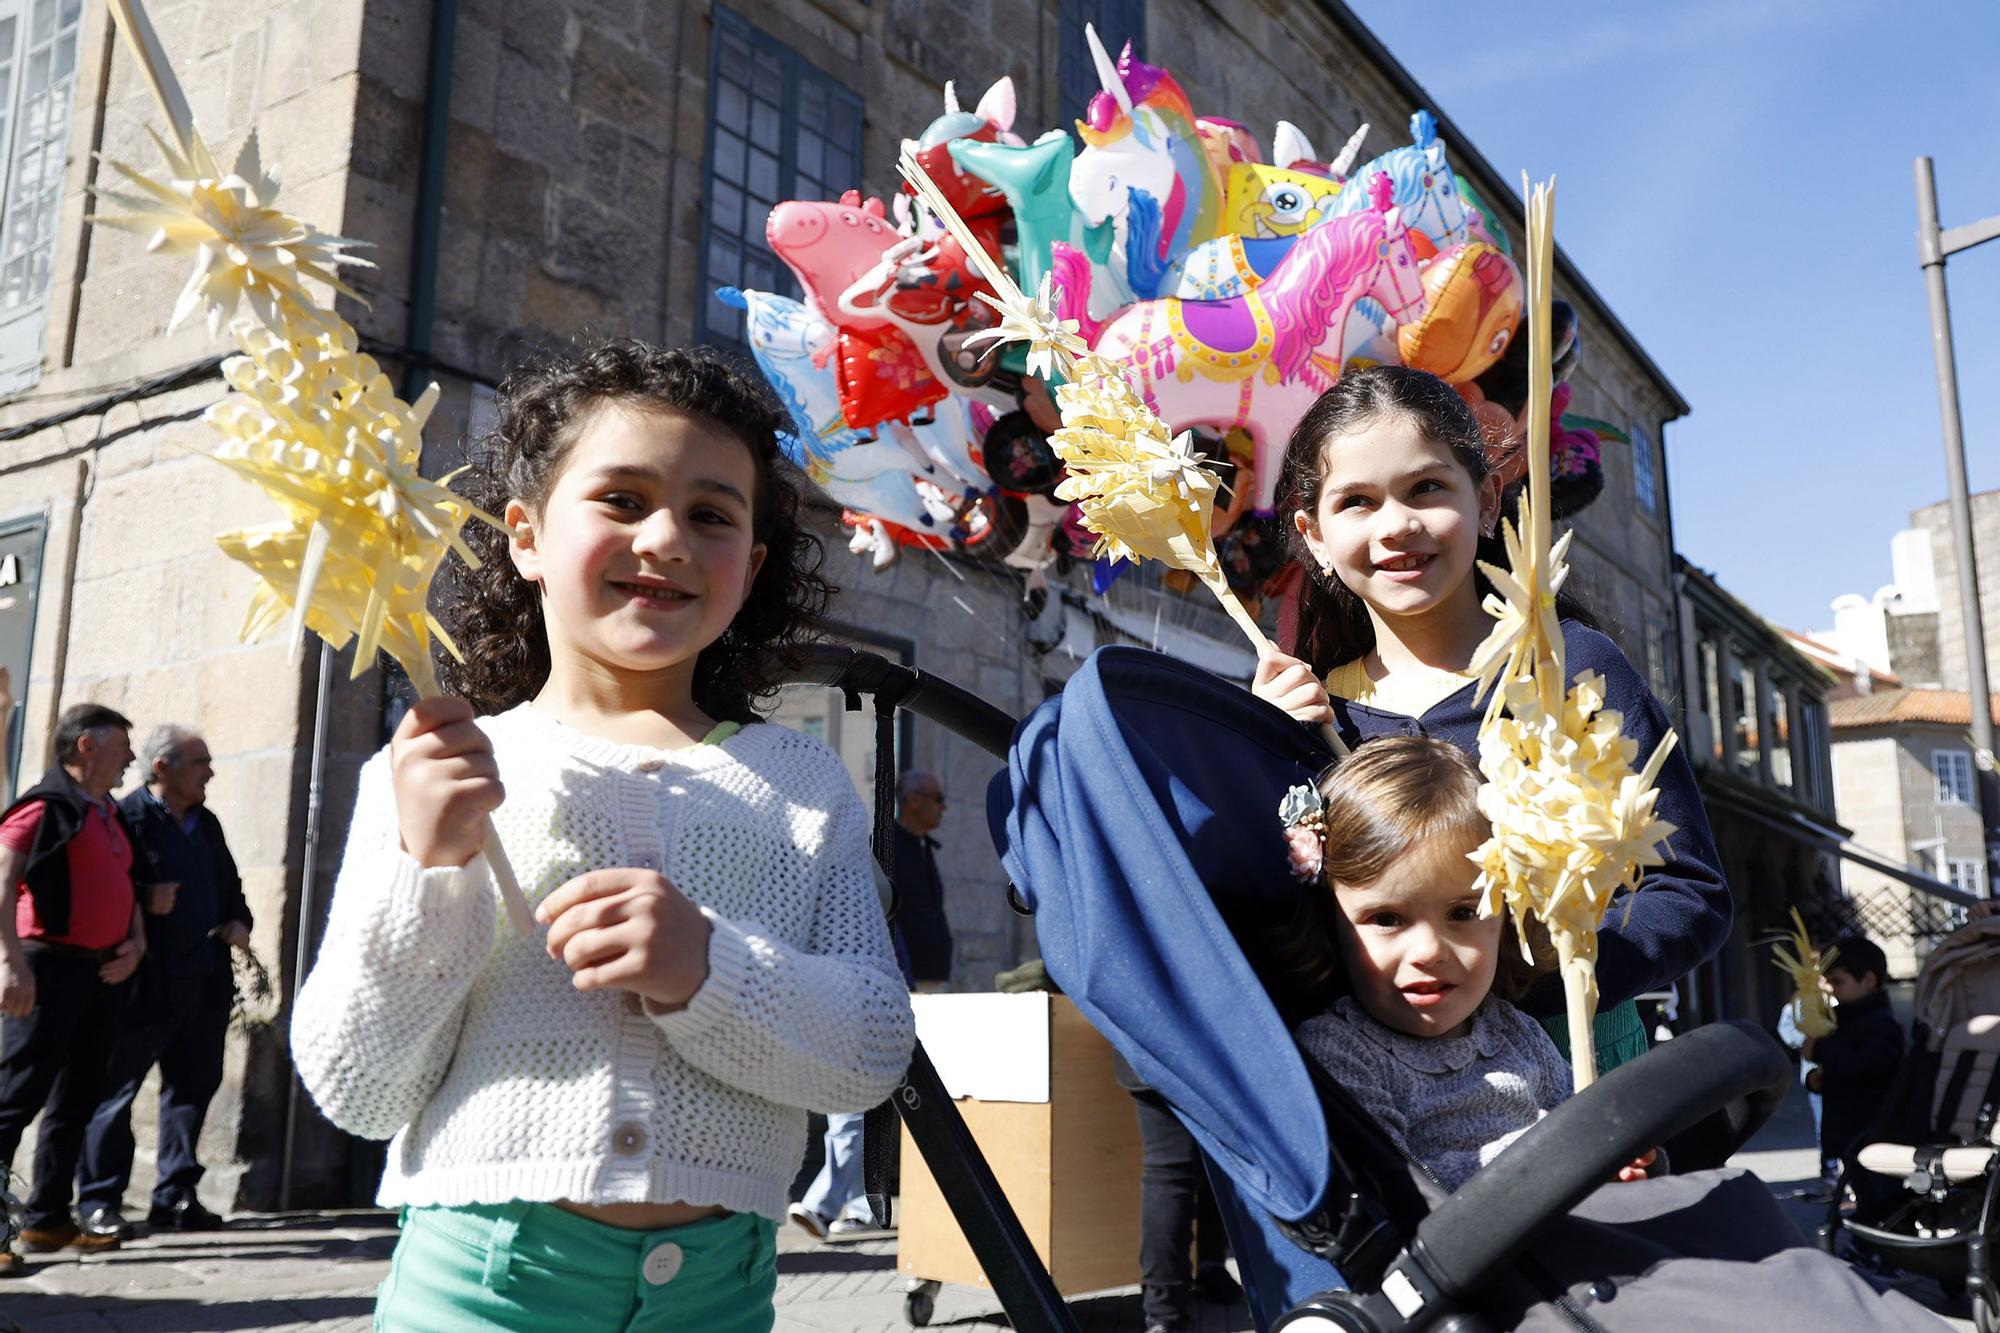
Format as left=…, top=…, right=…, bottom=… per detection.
left=1630, top=421, right=1659, bottom=514
left=1058, top=0, right=1146, bottom=132
left=697, top=8, right=862, bottom=352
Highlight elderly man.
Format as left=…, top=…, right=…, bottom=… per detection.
left=0, top=704, right=145, bottom=1273
left=893, top=769, right=954, bottom=993
left=76, top=726, right=249, bottom=1240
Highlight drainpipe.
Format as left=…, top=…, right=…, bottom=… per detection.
left=279, top=0, right=459, bottom=1211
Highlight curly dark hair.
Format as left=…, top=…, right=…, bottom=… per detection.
left=437, top=340, right=836, bottom=721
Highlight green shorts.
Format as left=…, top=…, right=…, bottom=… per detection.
left=375, top=1202, right=777, bottom=1332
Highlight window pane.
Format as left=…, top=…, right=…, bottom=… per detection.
left=716, top=80, right=748, bottom=134
left=1732, top=664, right=1758, bottom=779
left=750, top=94, right=780, bottom=147
left=748, top=147, right=778, bottom=200
left=1770, top=691, right=1792, bottom=789
left=712, top=128, right=744, bottom=184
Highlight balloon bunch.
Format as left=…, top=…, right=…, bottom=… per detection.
left=728, top=26, right=1617, bottom=614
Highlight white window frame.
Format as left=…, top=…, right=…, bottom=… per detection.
left=0, top=0, right=85, bottom=395
left=1935, top=749, right=1976, bottom=805
left=1948, top=858, right=1985, bottom=897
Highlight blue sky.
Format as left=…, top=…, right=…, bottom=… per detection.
left=1345, top=0, right=2000, bottom=633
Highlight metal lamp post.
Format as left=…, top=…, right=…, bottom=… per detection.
left=1914, top=156, right=2000, bottom=896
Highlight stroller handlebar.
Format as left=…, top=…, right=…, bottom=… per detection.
left=1408, top=1019, right=1791, bottom=1303
left=785, top=644, right=1019, bottom=760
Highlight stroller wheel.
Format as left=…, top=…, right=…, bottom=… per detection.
left=905, top=1279, right=940, bottom=1326
left=1976, top=1292, right=1997, bottom=1333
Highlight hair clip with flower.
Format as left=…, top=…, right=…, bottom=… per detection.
left=1278, top=782, right=1325, bottom=883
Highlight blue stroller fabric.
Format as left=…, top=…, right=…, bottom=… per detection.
left=988, top=647, right=1944, bottom=1331
left=990, top=645, right=1355, bottom=1318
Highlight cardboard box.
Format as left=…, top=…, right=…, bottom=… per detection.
left=897, top=992, right=1142, bottom=1296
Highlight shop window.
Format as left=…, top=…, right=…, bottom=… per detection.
left=696, top=7, right=861, bottom=353
left=1630, top=422, right=1658, bottom=514
left=1058, top=0, right=1146, bottom=131
left=1935, top=749, right=1975, bottom=805
left=0, top=0, right=84, bottom=394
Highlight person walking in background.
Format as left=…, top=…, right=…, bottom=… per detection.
left=76, top=726, right=251, bottom=1240
left=894, top=770, right=953, bottom=993
left=1804, top=935, right=1903, bottom=1212
left=0, top=704, right=146, bottom=1274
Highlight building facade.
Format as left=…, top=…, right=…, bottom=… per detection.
left=1915, top=486, right=2000, bottom=698
left=1826, top=688, right=1994, bottom=978
left=1673, top=559, right=1843, bottom=1027
left=0, top=0, right=1691, bottom=1206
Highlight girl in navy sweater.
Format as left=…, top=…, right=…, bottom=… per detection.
left=1251, top=366, right=1729, bottom=1069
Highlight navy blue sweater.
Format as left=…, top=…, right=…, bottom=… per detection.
left=1329, top=620, right=1732, bottom=1019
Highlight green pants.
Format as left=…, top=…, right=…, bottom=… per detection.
left=375, top=1202, right=777, bottom=1332
left=1538, top=997, right=1651, bottom=1076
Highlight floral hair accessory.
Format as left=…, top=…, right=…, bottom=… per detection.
left=1278, top=782, right=1325, bottom=883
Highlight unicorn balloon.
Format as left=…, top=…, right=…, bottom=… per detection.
left=1050, top=175, right=1429, bottom=510
left=1330, top=111, right=1471, bottom=255
left=1069, top=26, right=1224, bottom=287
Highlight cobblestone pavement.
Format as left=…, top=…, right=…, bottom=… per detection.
left=0, top=1082, right=1968, bottom=1332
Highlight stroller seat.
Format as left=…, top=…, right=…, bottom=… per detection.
left=1830, top=923, right=2000, bottom=1331
left=991, top=646, right=1942, bottom=1331
left=1857, top=1014, right=2000, bottom=1184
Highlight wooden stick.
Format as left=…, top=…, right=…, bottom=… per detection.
left=404, top=657, right=537, bottom=938
left=1557, top=936, right=1599, bottom=1091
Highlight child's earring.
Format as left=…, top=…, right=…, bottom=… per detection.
left=1319, top=559, right=1336, bottom=579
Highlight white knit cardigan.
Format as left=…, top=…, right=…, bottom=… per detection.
left=290, top=704, right=915, bottom=1221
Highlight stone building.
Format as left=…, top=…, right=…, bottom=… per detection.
left=1672, top=559, right=1843, bottom=1027
left=0, top=0, right=1692, bottom=1206
left=1825, top=686, right=1995, bottom=978
left=1916, top=486, right=2000, bottom=697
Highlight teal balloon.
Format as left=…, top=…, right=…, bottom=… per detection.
left=951, top=131, right=1128, bottom=320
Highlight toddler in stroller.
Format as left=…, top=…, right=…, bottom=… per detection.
left=992, top=644, right=1943, bottom=1330
left=1824, top=914, right=2000, bottom=1330
left=1276, top=734, right=1656, bottom=1192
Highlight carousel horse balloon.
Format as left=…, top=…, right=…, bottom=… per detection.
left=1068, top=26, right=1224, bottom=291
left=1330, top=111, right=1471, bottom=257
left=1050, top=173, right=1429, bottom=511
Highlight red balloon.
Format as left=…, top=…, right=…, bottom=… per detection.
left=834, top=325, right=948, bottom=430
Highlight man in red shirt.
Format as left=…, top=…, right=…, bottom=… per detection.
left=0, top=703, right=145, bottom=1274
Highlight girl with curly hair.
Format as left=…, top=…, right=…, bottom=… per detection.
left=292, top=341, right=913, bottom=1331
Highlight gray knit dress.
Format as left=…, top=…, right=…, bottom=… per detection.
left=1295, top=996, right=1573, bottom=1190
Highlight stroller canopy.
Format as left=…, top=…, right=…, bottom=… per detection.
left=989, top=645, right=1337, bottom=1224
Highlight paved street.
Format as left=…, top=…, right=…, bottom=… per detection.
left=0, top=1082, right=1969, bottom=1332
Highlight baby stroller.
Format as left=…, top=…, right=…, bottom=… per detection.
left=987, top=646, right=1942, bottom=1330
left=1824, top=915, right=2000, bottom=1330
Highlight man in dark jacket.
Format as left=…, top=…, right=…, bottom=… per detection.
left=1805, top=935, right=1903, bottom=1203
left=77, top=726, right=250, bottom=1239
left=0, top=704, right=145, bottom=1274
left=892, top=770, right=953, bottom=992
